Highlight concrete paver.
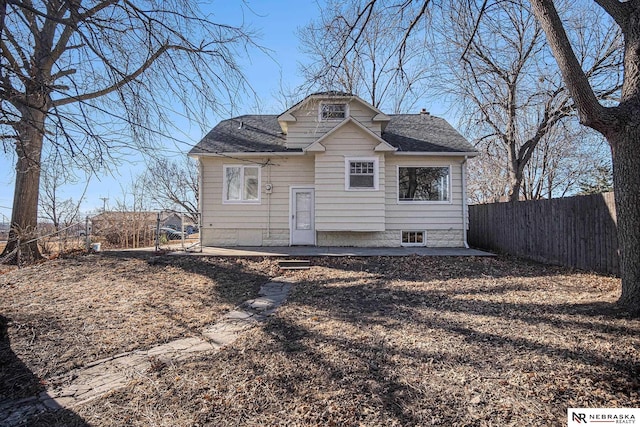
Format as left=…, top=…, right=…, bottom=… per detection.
left=0, top=279, right=292, bottom=426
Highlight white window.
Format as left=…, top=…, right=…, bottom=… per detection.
left=398, top=166, right=450, bottom=202
left=223, top=165, right=260, bottom=203
left=402, top=231, right=425, bottom=246
left=345, top=157, right=379, bottom=190
left=320, top=103, right=348, bottom=120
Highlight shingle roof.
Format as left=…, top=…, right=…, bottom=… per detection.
left=189, top=113, right=476, bottom=155
left=382, top=114, right=476, bottom=153
left=189, top=115, right=295, bottom=155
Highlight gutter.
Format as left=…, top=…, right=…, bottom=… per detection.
left=189, top=151, right=305, bottom=158
left=393, top=151, right=479, bottom=157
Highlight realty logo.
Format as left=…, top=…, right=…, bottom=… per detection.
left=572, top=412, right=587, bottom=423
left=568, top=408, right=639, bottom=426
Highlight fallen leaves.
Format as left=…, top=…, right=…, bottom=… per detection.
left=3, top=254, right=639, bottom=426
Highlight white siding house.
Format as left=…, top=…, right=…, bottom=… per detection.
left=189, top=92, right=477, bottom=248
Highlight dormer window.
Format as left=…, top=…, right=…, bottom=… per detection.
left=320, top=103, right=348, bottom=120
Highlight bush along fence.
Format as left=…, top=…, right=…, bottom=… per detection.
left=468, top=192, right=619, bottom=276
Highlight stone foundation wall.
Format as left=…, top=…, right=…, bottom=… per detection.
left=202, top=227, right=465, bottom=248
left=425, top=229, right=464, bottom=248
left=317, top=231, right=399, bottom=247
left=201, top=228, right=290, bottom=247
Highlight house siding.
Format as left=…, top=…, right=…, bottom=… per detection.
left=198, top=153, right=468, bottom=248
left=385, top=156, right=466, bottom=230
left=286, top=100, right=382, bottom=149
left=314, top=121, right=386, bottom=232
left=199, top=155, right=314, bottom=246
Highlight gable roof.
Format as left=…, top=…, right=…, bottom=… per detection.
left=189, top=113, right=476, bottom=156
left=305, top=116, right=396, bottom=153
left=277, top=91, right=390, bottom=133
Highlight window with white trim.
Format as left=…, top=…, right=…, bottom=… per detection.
left=402, top=231, right=425, bottom=246
left=345, top=157, right=378, bottom=190
left=320, top=103, right=348, bottom=120
left=398, top=166, right=450, bottom=202
left=223, top=165, right=260, bottom=202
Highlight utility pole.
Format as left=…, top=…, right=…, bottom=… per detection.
left=99, top=197, right=109, bottom=212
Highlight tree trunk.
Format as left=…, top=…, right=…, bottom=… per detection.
left=611, top=127, right=640, bottom=315
left=507, top=169, right=524, bottom=202
left=1, top=112, right=45, bottom=264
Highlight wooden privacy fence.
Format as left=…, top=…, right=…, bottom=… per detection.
left=468, top=192, right=619, bottom=276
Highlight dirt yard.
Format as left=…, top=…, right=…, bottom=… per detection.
left=1, top=252, right=638, bottom=426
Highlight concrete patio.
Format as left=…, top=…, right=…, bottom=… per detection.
left=168, top=246, right=494, bottom=257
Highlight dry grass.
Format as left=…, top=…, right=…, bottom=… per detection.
left=2, top=254, right=639, bottom=426
left=0, top=252, right=279, bottom=400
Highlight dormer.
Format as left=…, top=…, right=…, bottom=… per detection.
left=278, top=92, right=390, bottom=150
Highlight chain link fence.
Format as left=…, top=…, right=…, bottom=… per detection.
left=0, top=210, right=202, bottom=266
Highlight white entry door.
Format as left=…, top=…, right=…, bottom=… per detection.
left=291, top=188, right=315, bottom=245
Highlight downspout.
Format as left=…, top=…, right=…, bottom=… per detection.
left=198, top=157, right=204, bottom=252
left=461, top=156, right=470, bottom=249
left=267, top=160, right=271, bottom=239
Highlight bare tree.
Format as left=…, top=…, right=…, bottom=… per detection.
left=577, top=162, right=614, bottom=195
left=442, top=0, right=620, bottom=201
left=92, top=175, right=153, bottom=249
left=467, top=149, right=509, bottom=204
left=521, top=126, right=608, bottom=200
left=143, top=156, right=198, bottom=222
left=527, top=0, right=640, bottom=312
left=298, top=0, right=432, bottom=113
left=0, top=0, right=257, bottom=263
left=38, top=153, right=86, bottom=231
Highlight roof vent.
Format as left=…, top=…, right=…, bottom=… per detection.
left=420, top=108, right=429, bottom=115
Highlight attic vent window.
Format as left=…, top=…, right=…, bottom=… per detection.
left=320, top=103, right=348, bottom=120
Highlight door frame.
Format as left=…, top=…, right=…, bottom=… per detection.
left=289, top=185, right=316, bottom=246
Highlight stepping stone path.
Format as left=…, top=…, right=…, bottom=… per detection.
left=0, top=278, right=293, bottom=426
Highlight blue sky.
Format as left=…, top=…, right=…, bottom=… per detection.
left=0, top=0, right=451, bottom=222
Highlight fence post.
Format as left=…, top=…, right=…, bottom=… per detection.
left=181, top=211, right=185, bottom=250
left=155, top=212, right=160, bottom=252
left=85, top=216, right=90, bottom=251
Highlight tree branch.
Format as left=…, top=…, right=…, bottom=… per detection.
left=529, top=0, right=609, bottom=131
left=53, top=44, right=176, bottom=107
left=593, top=0, right=631, bottom=29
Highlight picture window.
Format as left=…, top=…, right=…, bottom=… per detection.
left=398, top=166, right=450, bottom=202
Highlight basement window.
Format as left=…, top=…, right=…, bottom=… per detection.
left=402, top=231, right=425, bottom=246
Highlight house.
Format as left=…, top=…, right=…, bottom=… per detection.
left=188, top=92, right=478, bottom=248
